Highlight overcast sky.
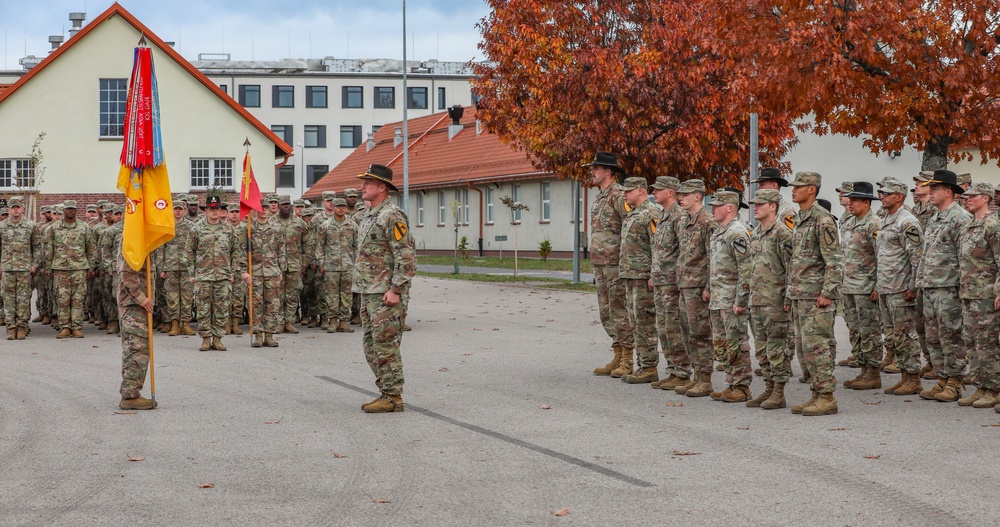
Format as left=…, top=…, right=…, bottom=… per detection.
left=1, top=0, right=490, bottom=70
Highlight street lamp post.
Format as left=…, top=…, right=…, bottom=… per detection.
left=297, top=142, right=304, bottom=198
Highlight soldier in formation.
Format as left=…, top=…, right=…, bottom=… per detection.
left=245, top=200, right=286, bottom=348
left=315, top=197, right=358, bottom=333
left=0, top=196, right=40, bottom=340
left=617, top=177, right=659, bottom=384
left=43, top=200, right=97, bottom=339
left=187, top=196, right=244, bottom=351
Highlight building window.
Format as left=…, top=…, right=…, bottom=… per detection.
left=512, top=184, right=522, bottom=223
left=453, top=190, right=463, bottom=224
left=437, top=190, right=446, bottom=225
left=271, top=125, right=293, bottom=145
left=375, top=86, right=395, bottom=109
left=219, top=84, right=227, bottom=94
left=190, top=158, right=234, bottom=189
left=239, top=84, right=260, bottom=107
left=0, top=159, right=34, bottom=189
left=540, top=182, right=551, bottom=222
left=304, top=125, right=327, bottom=148
left=340, top=125, right=362, bottom=148
left=306, top=165, right=329, bottom=188
left=462, top=189, right=470, bottom=225
left=438, top=87, right=446, bottom=110
left=99, top=78, right=127, bottom=138
left=275, top=165, right=295, bottom=188
left=306, top=85, right=327, bottom=108
left=342, top=86, right=363, bottom=108
left=471, top=91, right=482, bottom=106
left=416, top=193, right=424, bottom=226
left=396, top=194, right=404, bottom=209
left=485, top=186, right=494, bottom=224
left=407, top=87, right=428, bottom=109
left=372, top=125, right=382, bottom=134
left=272, top=85, right=294, bottom=108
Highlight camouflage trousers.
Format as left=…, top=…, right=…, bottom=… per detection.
left=838, top=294, right=860, bottom=359
left=281, top=271, right=304, bottom=324
left=878, top=292, right=922, bottom=374
left=916, top=290, right=930, bottom=362
left=361, top=292, right=407, bottom=396
left=153, top=274, right=166, bottom=326
left=711, top=308, right=752, bottom=387
left=251, top=275, right=282, bottom=334
left=103, top=273, right=118, bottom=324
left=311, top=270, right=328, bottom=321
left=2, top=271, right=33, bottom=329
left=625, top=278, right=657, bottom=369
left=230, top=277, right=246, bottom=319
left=791, top=299, right=837, bottom=394
left=162, top=270, right=193, bottom=323
left=842, top=293, right=884, bottom=368
left=195, top=280, right=232, bottom=338
left=119, top=304, right=150, bottom=399
left=921, top=287, right=966, bottom=378
left=34, top=271, right=50, bottom=317
left=324, top=271, right=354, bottom=323
left=352, top=292, right=361, bottom=322
left=593, top=264, right=632, bottom=348
left=678, top=287, right=713, bottom=375
left=300, top=267, right=318, bottom=320
left=749, top=305, right=791, bottom=383
left=654, top=284, right=689, bottom=378
left=961, top=298, right=1000, bottom=390
left=53, top=270, right=87, bottom=331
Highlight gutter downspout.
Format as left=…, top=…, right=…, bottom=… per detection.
left=467, top=181, right=483, bottom=256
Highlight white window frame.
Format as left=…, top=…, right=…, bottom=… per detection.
left=462, top=189, right=470, bottom=226
left=189, top=158, right=235, bottom=189
left=512, top=184, right=522, bottom=224
left=437, top=190, right=446, bottom=225
left=485, top=186, right=494, bottom=224
left=0, top=159, right=35, bottom=190
left=99, top=78, right=127, bottom=138
left=416, top=192, right=424, bottom=226
left=539, top=181, right=551, bottom=223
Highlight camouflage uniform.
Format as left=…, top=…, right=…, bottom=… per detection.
left=187, top=220, right=244, bottom=338
left=708, top=194, right=753, bottom=389
left=310, top=198, right=337, bottom=322
left=43, top=215, right=96, bottom=332
left=34, top=212, right=54, bottom=321
left=748, top=197, right=794, bottom=383
left=841, top=208, right=882, bottom=369
left=787, top=190, right=843, bottom=397
left=619, top=196, right=659, bottom=372
left=650, top=198, right=687, bottom=379
left=590, top=181, right=632, bottom=349
left=957, top=191, right=1000, bottom=392
left=156, top=215, right=195, bottom=326
left=876, top=200, right=924, bottom=375
left=916, top=201, right=972, bottom=379
left=911, top=198, right=936, bottom=362
left=89, top=217, right=109, bottom=324
left=276, top=202, right=312, bottom=328
left=98, top=216, right=123, bottom=330
left=228, top=218, right=248, bottom=324
left=118, top=253, right=154, bottom=399
left=247, top=215, right=287, bottom=336
left=676, top=202, right=715, bottom=377
left=0, top=208, right=40, bottom=335
left=315, top=213, right=358, bottom=327
left=353, top=198, right=416, bottom=397
left=837, top=204, right=861, bottom=361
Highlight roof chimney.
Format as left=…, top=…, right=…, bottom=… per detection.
left=393, top=127, right=403, bottom=148
left=366, top=132, right=376, bottom=152
left=68, top=12, right=86, bottom=37
left=48, top=35, right=64, bottom=52
left=447, top=105, right=464, bottom=140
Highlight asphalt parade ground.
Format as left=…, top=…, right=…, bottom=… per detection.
left=1, top=277, right=998, bottom=526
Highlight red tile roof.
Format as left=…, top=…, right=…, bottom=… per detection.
left=0, top=4, right=292, bottom=158
left=303, top=107, right=551, bottom=199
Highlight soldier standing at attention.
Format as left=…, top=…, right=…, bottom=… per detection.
left=352, top=164, right=415, bottom=413
left=275, top=195, right=311, bottom=334
left=840, top=182, right=883, bottom=390
left=787, top=172, right=843, bottom=416
left=648, top=176, right=689, bottom=390
left=833, top=182, right=862, bottom=368
left=43, top=200, right=96, bottom=339
left=618, top=177, right=659, bottom=384
left=315, top=197, right=358, bottom=333
left=97, top=205, right=123, bottom=335
left=0, top=196, right=40, bottom=340
left=299, top=207, right=320, bottom=327
left=226, top=205, right=246, bottom=335
left=916, top=170, right=972, bottom=402
left=117, top=253, right=157, bottom=410
left=32, top=206, right=53, bottom=325
left=185, top=194, right=201, bottom=221
left=955, top=182, right=1000, bottom=409
left=188, top=196, right=244, bottom=351
left=244, top=201, right=286, bottom=348
left=344, top=187, right=363, bottom=325
left=311, top=192, right=337, bottom=328
left=157, top=201, right=196, bottom=336
left=584, top=152, right=633, bottom=377
left=745, top=189, right=794, bottom=409
left=674, top=179, right=716, bottom=397
left=706, top=190, right=753, bottom=402
left=911, top=171, right=936, bottom=379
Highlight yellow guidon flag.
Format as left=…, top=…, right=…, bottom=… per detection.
left=117, top=165, right=175, bottom=271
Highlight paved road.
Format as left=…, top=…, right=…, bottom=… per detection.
left=419, top=264, right=594, bottom=283
left=1, top=277, right=997, bottom=526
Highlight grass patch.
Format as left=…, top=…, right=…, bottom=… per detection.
left=417, top=271, right=596, bottom=293
left=418, top=255, right=593, bottom=273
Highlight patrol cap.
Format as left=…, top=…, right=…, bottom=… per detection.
left=293, top=199, right=305, bottom=207
left=721, top=186, right=749, bottom=209
left=63, top=199, right=78, bottom=209
left=878, top=179, right=908, bottom=195
left=53, top=205, right=64, bottom=213
left=914, top=170, right=934, bottom=182
left=277, top=194, right=292, bottom=205
left=650, top=176, right=680, bottom=190
left=344, top=188, right=360, bottom=198
left=956, top=173, right=972, bottom=186
left=876, top=176, right=902, bottom=188
left=322, top=191, right=337, bottom=201
left=676, top=179, right=706, bottom=194
left=96, top=199, right=108, bottom=206
left=751, top=167, right=788, bottom=187
left=749, top=189, right=782, bottom=205
left=86, top=205, right=98, bottom=213
left=173, top=199, right=186, bottom=209
left=834, top=181, right=854, bottom=194
left=963, top=181, right=994, bottom=196
left=40, top=206, right=50, bottom=213
left=0, top=207, right=8, bottom=216
left=789, top=172, right=822, bottom=188
left=708, top=190, right=740, bottom=207
left=185, top=195, right=200, bottom=205
left=267, top=194, right=280, bottom=203
left=355, top=201, right=367, bottom=211
left=8, top=196, right=24, bottom=208
left=302, top=207, right=316, bottom=217
left=621, top=177, right=648, bottom=191
left=333, top=197, right=347, bottom=207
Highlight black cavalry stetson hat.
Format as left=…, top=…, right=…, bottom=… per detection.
left=922, top=169, right=965, bottom=194
left=844, top=181, right=878, bottom=200
left=357, top=164, right=397, bottom=191
left=582, top=151, right=625, bottom=173
left=751, top=167, right=788, bottom=187
left=722, top=186, right=749, bottom=209
left=200, top=195, right=224, bottom=210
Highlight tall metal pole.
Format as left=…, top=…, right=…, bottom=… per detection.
left=572, top=179, right=581, bottom=284
left=748, top=112, right=759, bottom=224
left=402, top=0, right=410, bottom=214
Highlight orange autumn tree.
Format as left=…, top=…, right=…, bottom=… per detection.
left=716, top=0, right=1000, bottom=170
left=472, top=0, right=798, bottom=188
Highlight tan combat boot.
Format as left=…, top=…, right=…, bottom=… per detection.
left=798, top=369, right=811, bottom=384
left=761, top=382, right=787, bottom=410
left=119, top=396, right=157, bottom=410
left=802, top=393, right=838, bottom=416
left=212, top=336, right=227, bottom=351
left=231, top=317, right=244, bottom=335
left=675, top=373, right=699, bottom=395
left=973, top=390, right=999, bottom=409
left=746, top=381, right=774, bottom=408
left=71, top=328, right=84, bottom=338
left=843, top=365, right=867, bottom=389
left=40, top=315, right=51, bottom=325
left=263, top=333, right=279, bottom=347
left=884, top=371, right=908, bottom=394
left=958, top=387, right=986, bottom=407
left=199, top=337, right=212, bottom=351
left=893, top=371, right=924, bottom=395
left=657, top=374, right=688, bottom=391
left=837, top=353, right=859, bottom=367
left=623, top=367, right=658, bottom=384
left=320, top=317, right=330, bottom=330
left=56, top=328, right=72, bottom=339
left=361, top=394, right=384, bottom=410
left=338, top=320, right=355, bottom=333
left=851, top=366, right=882, bottom=390
left=610, top=348, right=634, bottom=378
left=180, top=322, right=196, bottom=336
left=251, top=332, right=263, bottom=348
left=791, top=392, right=819, bottom=414
left=363, top=393, right=404, bottom=413
left=308, top=317, right=320, bottom=328
left=919, top=362, right=937, bottom=380
left=97, top=321, right=108, bottom=330
left=722, top=385, right=751, bottom=403
left=593, top=346, right=622, bottom=376
left=919, top=378, right=948, bottom=400
left=16, top=327, right=28, bottom=340
left=106, top=321, right=119, bottom=334
left=284, top=322, right=299, bottom=334
left=224, top=318, right=233, bottom=335
left=686, top=371, right=714, bottom=398
left=6, top=328, right=16, bottom=340
left=933, top=377, right=964, bottom=402
left=167, top=320, right=180, bottom=336
left=879, top=349, right=895, bottom=372
left=962, top=373, right=974, bottom=386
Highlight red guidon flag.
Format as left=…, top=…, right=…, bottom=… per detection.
left=240, top=151, right=263, bottom=220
